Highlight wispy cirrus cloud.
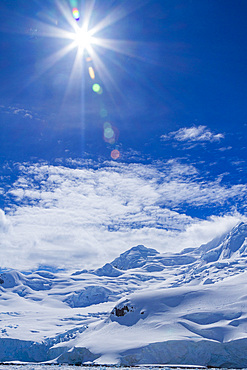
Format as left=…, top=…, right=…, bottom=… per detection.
left=0, top=105, right=43, bottom=121
left=161, top=125, right=224, bottom=143
left=1, top=160, right=246, bottom=271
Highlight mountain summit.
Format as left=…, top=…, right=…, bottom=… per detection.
left=110, top=244, right=159, bottom=270
left=201, top=221, right=247, bottom=262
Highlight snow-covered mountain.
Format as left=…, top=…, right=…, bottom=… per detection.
left=1, top=222, right=247, bottom=366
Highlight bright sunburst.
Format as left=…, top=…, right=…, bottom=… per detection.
left=14, top=0, right=149, bottom=159
left=25, top=0, right=148, bottom=93
left=72, top=26, right=93, bottom=53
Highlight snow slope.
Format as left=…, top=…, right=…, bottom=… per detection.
left=1, top=222, right=247, bottom=366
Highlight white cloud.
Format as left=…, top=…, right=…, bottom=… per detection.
left=1, top=161, right=246, bottom=271
left=174, top=213, right=247, bottom=251
left=161, top=125, right=224, bottom=143
left=0, top=209, right=11, bottom=233
left=218, top=146, right=232, bottom=152
left=12, top=107, right=34, bottom=119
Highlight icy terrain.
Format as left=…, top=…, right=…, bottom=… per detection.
left=1, top=223, right=247, bottom=366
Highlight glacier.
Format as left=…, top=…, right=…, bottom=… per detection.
left=1, top=222, right=247, bottom=366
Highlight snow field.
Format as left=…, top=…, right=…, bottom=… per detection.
left=1, top=222, right=247, bottom=366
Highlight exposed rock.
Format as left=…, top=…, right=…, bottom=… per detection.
left=112, top=305, right=131, bottom=317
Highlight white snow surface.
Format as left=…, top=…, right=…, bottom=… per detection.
left=1, top=222, right=247, bottom=367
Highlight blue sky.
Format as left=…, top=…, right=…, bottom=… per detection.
left=0, top=0, right=246, bottom=271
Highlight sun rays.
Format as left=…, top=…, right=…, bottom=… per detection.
left=3, top=0, right=151, bottom=103
left=33, top=0, right=153, bottom=95
left=3, top=0, right=150, bottom=159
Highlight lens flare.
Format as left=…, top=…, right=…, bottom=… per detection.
left=70, top=0, right=77, bottom=7
left=105, top=127, right=114, bottom=139
left=100, top=108, right=108, bottom=118
left=111, top=149, right=120, bottom=160
left=92, top=83, right=103, bottom=94
left=24, top=0, right=139, bottom=164
left=104, top=122, right=111, bottom=128
left=88, top=66, right=95, bottom=79
left=72, top=8, right=80, bottom=21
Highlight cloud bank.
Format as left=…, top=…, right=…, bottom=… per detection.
left=1, top=160, right=246, bottom=271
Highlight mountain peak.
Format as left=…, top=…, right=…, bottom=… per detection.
left=220, top=221, right=247, bottom=259
left=110, top=245, right=159, bottom=270
left=201, top=222, right=247, bottom=263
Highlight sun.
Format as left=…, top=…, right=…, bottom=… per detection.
left=11, top=0, right=149, bottom=160
left=21, top=1, right=146, bottom=99
left=72, top=26, right=93, bottom=54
